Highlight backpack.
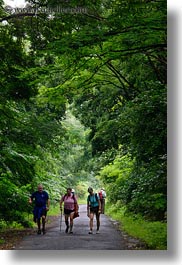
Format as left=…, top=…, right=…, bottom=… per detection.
left=98, top=191, right=103, bottom=200
left=101, top=190, right=106, bottom=198
left=63, top=193, right=78, bottom=212
left=88, top=193, right=99, bottom=202
left=63, top=193, right=76, bottom=203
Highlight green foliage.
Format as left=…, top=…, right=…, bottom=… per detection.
left=119, top=84, right=167, bottom=162
left=0, top=178, right=32, bottom=226
left=99, top=153, right=133, bottom=204
left=106, top=202, right=167, bottom=250
left=99, top=152, right=166, bottom=220
left=0, top=0, right=166, bottom=228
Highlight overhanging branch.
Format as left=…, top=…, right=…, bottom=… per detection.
left=0, top=13, right=41, bottom=22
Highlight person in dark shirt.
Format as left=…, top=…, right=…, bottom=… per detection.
left=29, top=184, right=50, bottom=234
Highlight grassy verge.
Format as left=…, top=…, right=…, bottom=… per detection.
left=48, top=205, right=60, bottom=216
left=106, top=202, right=167, bottom=250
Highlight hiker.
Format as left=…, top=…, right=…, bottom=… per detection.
left=87, top=187, right=101, bottom=234
left=29, top=184, right=50, bottom=235
left=71, top=188, right=75, bottom=195
left=60, top=187, right=79, bottom=234
left=99, top=188, right=106, bottom=214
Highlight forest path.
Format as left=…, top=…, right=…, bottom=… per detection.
left=15, top=205, right=145, bottom=250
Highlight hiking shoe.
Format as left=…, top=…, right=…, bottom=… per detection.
left=42, top=229, right=46, bottom=235
left=96, top=230, right=100, bottom=234
left=88, top=230, right=93, bottom=234
left=69, top=230, right=73, bottom=234
left=37, top=230, right=41, bottom=235
left=65, top=226, right=69, bottom=233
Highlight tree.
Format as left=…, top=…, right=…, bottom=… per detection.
left=0, top=0, right=167, bottom=223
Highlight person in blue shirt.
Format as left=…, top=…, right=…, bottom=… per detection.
left=29, top=184, right=50, bottom=235
left=87, top=187, right=101, bottom=234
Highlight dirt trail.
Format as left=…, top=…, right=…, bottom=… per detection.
left=14, top=205, right=145, bottom=250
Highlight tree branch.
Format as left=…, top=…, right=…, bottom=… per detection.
left=0, top=13, right=40, bottom=22
left=99, top=44, right=166, bottom=57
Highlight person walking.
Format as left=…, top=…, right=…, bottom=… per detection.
left=60, top=188, right=79, bottom=234
left=29, top=184, right=50, bottom=235
left=87, top=187, right=101, bottom=234
left=99, top=188, right=106, bottom=214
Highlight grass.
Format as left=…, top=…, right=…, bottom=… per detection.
left=77, top=197, right=88, bottom=205
left=106, top=203, right=167, bottom=250
left=0, top=238, right=5, bottom=244
left=0, top=220, right=27, bottom=230
left=48, top=205, right=60, bottom=216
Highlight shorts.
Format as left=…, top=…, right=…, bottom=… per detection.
left=90, top=206, right=99, bottom=215
left=33, top=206, right=47, bottom=221
left=41, top=209, right=47, bottom=217
left=64, top=208, right=74, bottom=215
